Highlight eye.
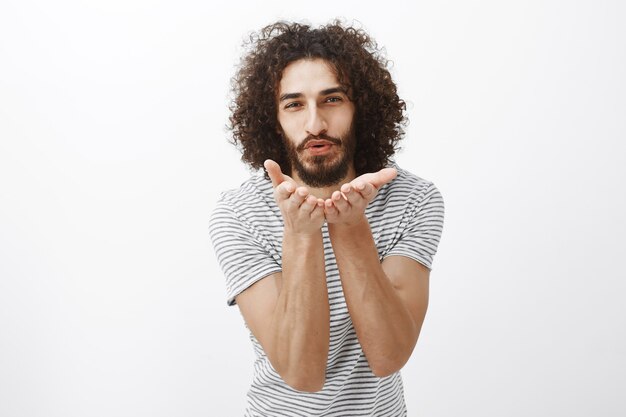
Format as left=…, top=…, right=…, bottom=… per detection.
left=284, top=102, right=302, bottom=109
left=325, top=96, right=342, bottom=103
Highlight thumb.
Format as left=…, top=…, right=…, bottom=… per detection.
left=369, top=167, right=397, bottom=189
left=264, top=159, right=285, bottom=188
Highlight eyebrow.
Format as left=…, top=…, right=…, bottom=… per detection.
left=279, top=87, right=347, bottom=102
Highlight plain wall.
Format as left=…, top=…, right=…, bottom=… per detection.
left=1, top=0, right=624, bottom=416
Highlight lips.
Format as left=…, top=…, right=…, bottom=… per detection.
left=304, top=139, right=336, bottom=149
left=298, top=134, right=342, bottom=149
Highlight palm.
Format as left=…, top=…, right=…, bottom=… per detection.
left=264, top=159, right=325, bottom=233
left=324, top=167, right=397, bottom=225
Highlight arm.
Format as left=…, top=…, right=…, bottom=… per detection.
left=235, top=160, right=329, bottom=392
left=324, top=170, right=430, bottom=377
left=328, top=220, right=429, bottom=377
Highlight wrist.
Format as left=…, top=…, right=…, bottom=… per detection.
left=283, top=225, right=323, bottom=241
left=328, top=215, right=370, bottom=234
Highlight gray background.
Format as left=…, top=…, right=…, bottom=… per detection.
left=1, top=0, right=624, bottom=416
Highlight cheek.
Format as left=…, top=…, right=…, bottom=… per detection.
left=277, top=114, right=301, bottom=134
left=331, top=111, right=355, bottom=132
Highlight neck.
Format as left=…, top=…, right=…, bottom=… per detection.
left=291, top=165, right=357, bottom=199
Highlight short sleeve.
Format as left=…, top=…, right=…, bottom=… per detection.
left=209, top=199, right=282, bottom=306
left=385, top=183, right=445, bottom=270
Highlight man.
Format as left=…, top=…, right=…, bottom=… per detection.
left=209, top=20, right=444, bottom=416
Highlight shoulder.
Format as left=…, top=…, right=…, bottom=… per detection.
left=373, top=163, right=445, bottom=268
left=213, top=172, right=274, bottom=211
left=217, top=172, right=273, bottom=207
left=209, top=172, right=278, bottom=227
left=378, top=162, right=443, bottom=207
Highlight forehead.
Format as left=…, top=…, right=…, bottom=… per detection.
left=278, top=58, right=340, bottom=96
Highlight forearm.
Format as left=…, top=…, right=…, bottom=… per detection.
left=329, top=217, right=418, bottom=377
left=268, top=229, right=330, bottom=391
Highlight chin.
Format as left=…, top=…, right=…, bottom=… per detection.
left=295, top=160, right=350, bottom=188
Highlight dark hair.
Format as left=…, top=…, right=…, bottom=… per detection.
left=228, top=20, right=407, bottom=176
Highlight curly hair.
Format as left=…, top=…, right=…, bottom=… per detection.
left=228, top=20, right=407, bottom=176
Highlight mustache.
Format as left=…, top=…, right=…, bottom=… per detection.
left=296, top=134, right=342, bottom=152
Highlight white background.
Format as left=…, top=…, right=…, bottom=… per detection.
left=1, top=0, right=625, bottom=416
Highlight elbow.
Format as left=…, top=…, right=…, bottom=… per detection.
left=274, top=361, right=326, bottom=392
left=369, top=354, right=410, bottom=378
left=370, top=330, right=420, bottom=378
left=283, top=374, right=326, bottom=392
left=270, top=353, right=327, bottom=392
left=370, top=363, right=401, bottom=378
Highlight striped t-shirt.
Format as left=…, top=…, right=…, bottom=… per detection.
left=209, top=164, right=444, bottom=417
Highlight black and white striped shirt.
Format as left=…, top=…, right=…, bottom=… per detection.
left=209, top=164, right=444, bottom=417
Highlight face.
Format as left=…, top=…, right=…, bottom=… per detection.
left=276, top=58, right=356, bottom=188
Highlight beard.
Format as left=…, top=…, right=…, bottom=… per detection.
left=283, top=126, right=356, bottom=188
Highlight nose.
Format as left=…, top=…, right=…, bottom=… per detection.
left=305, top=106, right=327, bottom=137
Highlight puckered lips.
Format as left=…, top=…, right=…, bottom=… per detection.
left=303, top=139, right=337, bottom=156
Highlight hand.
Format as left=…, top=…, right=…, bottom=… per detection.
left=324, top=168, right=397, bottom=226
left=264, top=159, right=326, bottom=234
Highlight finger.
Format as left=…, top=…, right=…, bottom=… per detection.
left=275, top=180, right=296, bottom=201
left=353, top=181, right=376, bottom=199
left=332, top=190, right=349, bottom=212
left=264, top=159, right=284, bottom=188
left=340, top=183, right=363, bottom=206
left=311, top=201, right=326, bottom=222
left=369, top=168, right=398, bottom=188
left=344, top=183, right=366, bottom=206
left=324, top=198, right=338, bottom=215
left=287, top=186, right=309, bottom=208
left=300, top=194, right=319, bottom=214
